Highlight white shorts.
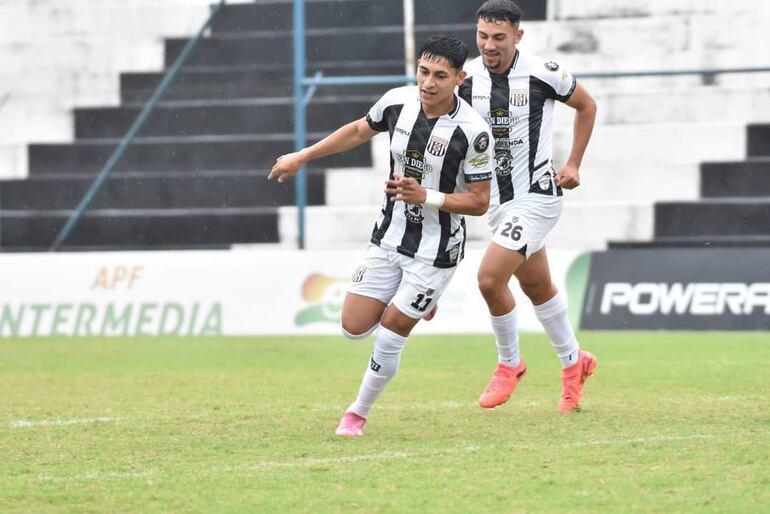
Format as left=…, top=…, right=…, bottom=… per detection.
left=487, top=196, right=562, bottom=259
left=347, top=244, right=457, bottom=319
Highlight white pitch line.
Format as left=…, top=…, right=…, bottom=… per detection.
left=9, top=417, right=119, bottom=429
left=28, top=433, right=727, bottom=483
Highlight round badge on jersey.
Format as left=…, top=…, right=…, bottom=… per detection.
left=544, top=61, right=559, bottom=71
left=474, top=132, right=490, bottom=153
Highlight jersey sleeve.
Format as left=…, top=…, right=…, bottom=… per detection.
left=463, top=126, right=495, bottom=183
left=537, top=60, right=577, bottom=102
left=365, top=94, right=390, bottom=132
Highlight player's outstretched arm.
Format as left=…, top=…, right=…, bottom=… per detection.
left=268, top=118, right=378, bottom=183
left=555, top=83, right=597, bottom=189
left=385, top=176, right=490, bottom=216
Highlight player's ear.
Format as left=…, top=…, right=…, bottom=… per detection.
left=515, top=28, right=524, bottom=44
left=456, top=69, right=467, bottom=86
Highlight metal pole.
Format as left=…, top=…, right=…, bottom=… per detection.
left=293, top=0, right=307, bottom=250
left=49, top=0, right=227, bottom=251
left=403, top=0, right=416, bottom=78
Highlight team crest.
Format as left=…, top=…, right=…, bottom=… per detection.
left=510, top=90, right=528, bottom=107
left=448, top=243, right=461, bottom=263
left=538, top=173, right=552, bottom=190
left=404, top=203, right=425, bottom=223
left=426, top=136, right=448, bottom=157
left=544, top=60, right=559, bottom=71
left=474, top=132, right=490, bottom=153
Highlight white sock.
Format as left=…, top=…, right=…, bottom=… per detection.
left=533, top=292, right=579, bottom=368
left=490, top=308, right=521, bottom=367
left=348, top=326, right=408, bottom=419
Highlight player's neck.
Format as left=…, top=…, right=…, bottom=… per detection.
left=422, top=95, right=457, bottom=119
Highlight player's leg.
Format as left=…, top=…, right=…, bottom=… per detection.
left=515, top=246, right=597, bottom=412
left=476, top=206, right=537, bottom=408
left=337, top=255, right=454, bottom=436
left=340, top=247, right=399, bottom=339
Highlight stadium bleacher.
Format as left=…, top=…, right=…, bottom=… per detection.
left=0, top=0, right=767, bottom=252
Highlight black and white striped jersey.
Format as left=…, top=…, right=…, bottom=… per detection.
left=365, top=85, right=494, bottom=269
left=458, top=50, right=576, bottom=210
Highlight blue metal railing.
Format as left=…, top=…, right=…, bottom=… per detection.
left=49, top=0, right=227, bottom=251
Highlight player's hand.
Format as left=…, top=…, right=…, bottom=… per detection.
left=555, top=163, right=580, bottom=189
left=268, top=152, right=306, bottom=183
left=384, top=174, right=426, bottom=204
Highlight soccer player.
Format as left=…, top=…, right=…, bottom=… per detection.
left=269, top=36, right=495, bottom=435
left=458, top=0, right=599, bottom=412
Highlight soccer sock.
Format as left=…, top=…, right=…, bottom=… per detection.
left=490, top=307, right=521, bottom=367
left=533, top=292, right=579, bottom=368
left=348, top=326, right=408, bottom=419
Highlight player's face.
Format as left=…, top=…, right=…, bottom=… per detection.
left=476, top=18, right=522, bottom=73
left=416, top=55, right=466, bottom=111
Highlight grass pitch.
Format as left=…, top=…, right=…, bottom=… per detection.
left=1, top=332, right=768, bottom=513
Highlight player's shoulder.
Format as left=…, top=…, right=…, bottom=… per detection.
left=517, top=50, right=569, bottom=80
left=378, top=85, right=419, bottom=106
left=455, top=98, right=492, bottom=137
left=463, top=56, right=487, bottom=78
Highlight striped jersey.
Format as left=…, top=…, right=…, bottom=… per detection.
left=458, top=50, right=577, bottom=211
left=366, top=85, right=494, bottom=269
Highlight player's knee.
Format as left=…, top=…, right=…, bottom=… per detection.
left=521, top=280, right=557, bottom=305
left=477, top=269, right=503, bottom=299
left=340, top=316, right=379, bottom=339
left=340, top=320, right=378, bottom=340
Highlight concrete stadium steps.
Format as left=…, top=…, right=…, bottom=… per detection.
left=27, top=136, right=371, bottom=175
left=119, top=68, right=394, bottom=104
left=277, top=202, right=653, bottom=251
left=654, top=200, right=770, bottom=238
left=748, top=124, right=770, bottom=157
left=210, top=0, right=401, bottom=33
left=0, top=170, right=325, bottom=210
left=568, top=86, right=770, bottom=126
left=208, top=0, right=545, bottom=34
left=701, top=159, right=770, bottom=198
left=0, top=208, right=279, bottom=251
left=0, top=1, right=215, bottom=43
left=555, top=0, right=762, bottom=20
left=74, top=98, right=376, bottom=139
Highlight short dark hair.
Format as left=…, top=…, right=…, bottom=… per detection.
left=418, top=35, right=468, bottom=71
left=476, top=0, right=523, bottom=26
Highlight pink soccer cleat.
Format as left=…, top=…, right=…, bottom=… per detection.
left=478, top=360, right=527, bottom=408
left=335, top=411, right=367, bottom=437
left=423, top=303, right=439, bottom=321
left=558, top=350, right=598, bottom=412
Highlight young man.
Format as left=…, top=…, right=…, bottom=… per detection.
left=458, top=0, right=599, bottom=412
left=269, top=36, right=495, bottom=435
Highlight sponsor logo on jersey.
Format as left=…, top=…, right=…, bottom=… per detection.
left=487, top=108, right=510, bottom=138
left=468, top=154, right=491, bottom=168
left=544, top=61, right=559, bottom=71
left=395, top=126, right=411, bottom=137
left=474, top=132, right=490, bottom=153
left=426, top=135, right=448, bottom=157
left=397, top=150, right=433, bottom=179
left=404, top=203, right=425, bottom=223
left=472, top=95, right=491, bottom=101
left=510, top=90, right=528, bottom=107
left=495, top=151, right=513, bottom=176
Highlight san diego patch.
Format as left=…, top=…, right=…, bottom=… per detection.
left=474, top=132, right=490, bottom=153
